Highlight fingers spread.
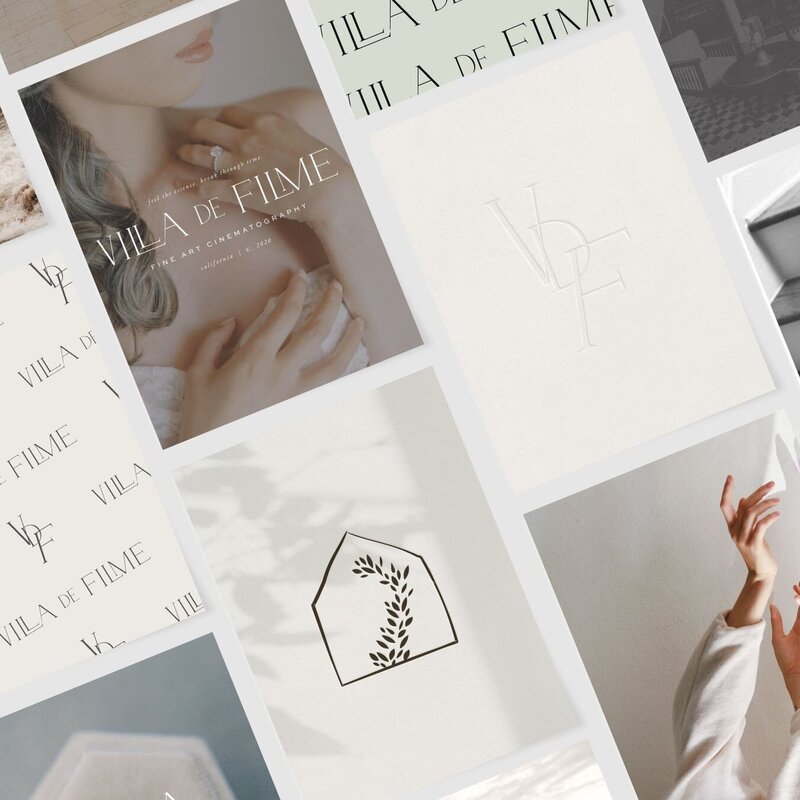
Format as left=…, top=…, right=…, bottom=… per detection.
left=720, top=475, right=736, bottom=525
left=280, top=279, right=343, bottom=368
left=246, top=272, right=308, bottom=357
left=187, top=317, right=236, bottom=378
left=303, top=317, right=364, bottom=387
left=751, top=511, right=780, bottom=542
left=744, top=480, right=776, bottom=507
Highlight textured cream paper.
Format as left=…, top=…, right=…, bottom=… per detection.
left=371, top=32, right=773, bottom=493
left=309, top=0, right=616, bottom=117
left=442, top=740, right=612, bottom=799
left=0, top=255, right=201, bottom=692
left=177, top=369, right=575, bottom=800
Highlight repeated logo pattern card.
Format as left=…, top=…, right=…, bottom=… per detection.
left=0, top=255, right=201, bottom=693
left=307, top=0, right=617, bottom=116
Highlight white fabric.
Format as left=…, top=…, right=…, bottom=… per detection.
left=132, top=265, right=369, bottom=447
left=666, top=612, right=800, bottom=799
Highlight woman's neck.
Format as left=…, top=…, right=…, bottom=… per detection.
left=51, top=80, right=173, bottom=199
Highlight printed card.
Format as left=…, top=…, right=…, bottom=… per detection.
left=0, top=254, right=201, bottom=693
left=176, top=369, right=576, bottom=800
left=372, top=32, right=773, bottom=493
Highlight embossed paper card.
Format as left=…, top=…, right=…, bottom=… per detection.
left=371, top=32, right=773, bottom=493
left=0, top=256, right=201, bottom=693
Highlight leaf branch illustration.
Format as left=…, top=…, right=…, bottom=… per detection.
left=352, top=554, right=413, bottom=669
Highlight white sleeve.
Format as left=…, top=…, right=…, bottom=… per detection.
left=770, top=710, right=800, bottom=799
left=665, top=612, right=766, bottom=800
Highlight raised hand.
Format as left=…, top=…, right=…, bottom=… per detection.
left=720, top=476, right=780, bottom=629
left=770, top=602, right=800, bottom=710
left=720, top=476, right=780, bottom=581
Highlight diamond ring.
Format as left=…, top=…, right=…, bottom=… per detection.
left=209, top=145, right=225, bottom=174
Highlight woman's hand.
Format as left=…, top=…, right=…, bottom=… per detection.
left=770, top=601, right=800, bottom=710
left=176, top=106, right=353, bottom=225
left=178, top=271, right=363, bottom=441
left=721, top=476, right=780, bottom=629
left=720, top=476, right=780, bottom=581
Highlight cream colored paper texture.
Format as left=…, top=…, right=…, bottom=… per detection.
left=0, top=255, right=201, bottom=692
left=371, top=32, right=773, bottom=493
left=309, top=0, right=616, bottom=117
left=177, top=369, right=575, bottom=800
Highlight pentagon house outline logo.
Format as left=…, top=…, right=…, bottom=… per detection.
left=312, top=532, right=458, bottom=686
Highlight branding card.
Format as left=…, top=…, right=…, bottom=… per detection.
left=21, top=0, right=420, bottom=449
left=176, top=369, right=575, bottom=800
left=371, top=32, right=773, bottom=493
left=308, top=0, right=617, bottom=117
left=0, top=255, right=201, bottom=693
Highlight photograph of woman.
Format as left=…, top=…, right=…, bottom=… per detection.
left=668, top=477, right=800, bottom=799
left=527, top=413, right=800, bottom=800
left=21, top=0, right=420, bottom=447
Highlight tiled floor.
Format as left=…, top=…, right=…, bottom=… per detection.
left=0, top=0, right=191, bottom=73
left=683, top=88, right=800, bottom=161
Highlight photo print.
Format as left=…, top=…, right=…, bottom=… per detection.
left=643, top=0, right=800, bottom=160
left=176, top=369, right=575, bottom=800
left=441, top=740, right=612, bottom=800
left=371, top=32, right=772, bottom=494
left=21, top=0, right=420, bottom=449
left=0, top=0, right=193, bottom=73
left=0, top=635, right=278, bottom=800
left=527, top=412, right=800, bottom=799
left=0, top=108, right=44, bottom=244
left=721, top=142, right=800, bottom=373
left=0, top=255, right=200, bottom=694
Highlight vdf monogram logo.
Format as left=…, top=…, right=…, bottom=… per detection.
left=28, top=258, right=72, bottom=306
left=485, top=183, right=630, bottom=352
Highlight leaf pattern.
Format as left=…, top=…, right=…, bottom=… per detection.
left=353, top=554, right=414, bottom=669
